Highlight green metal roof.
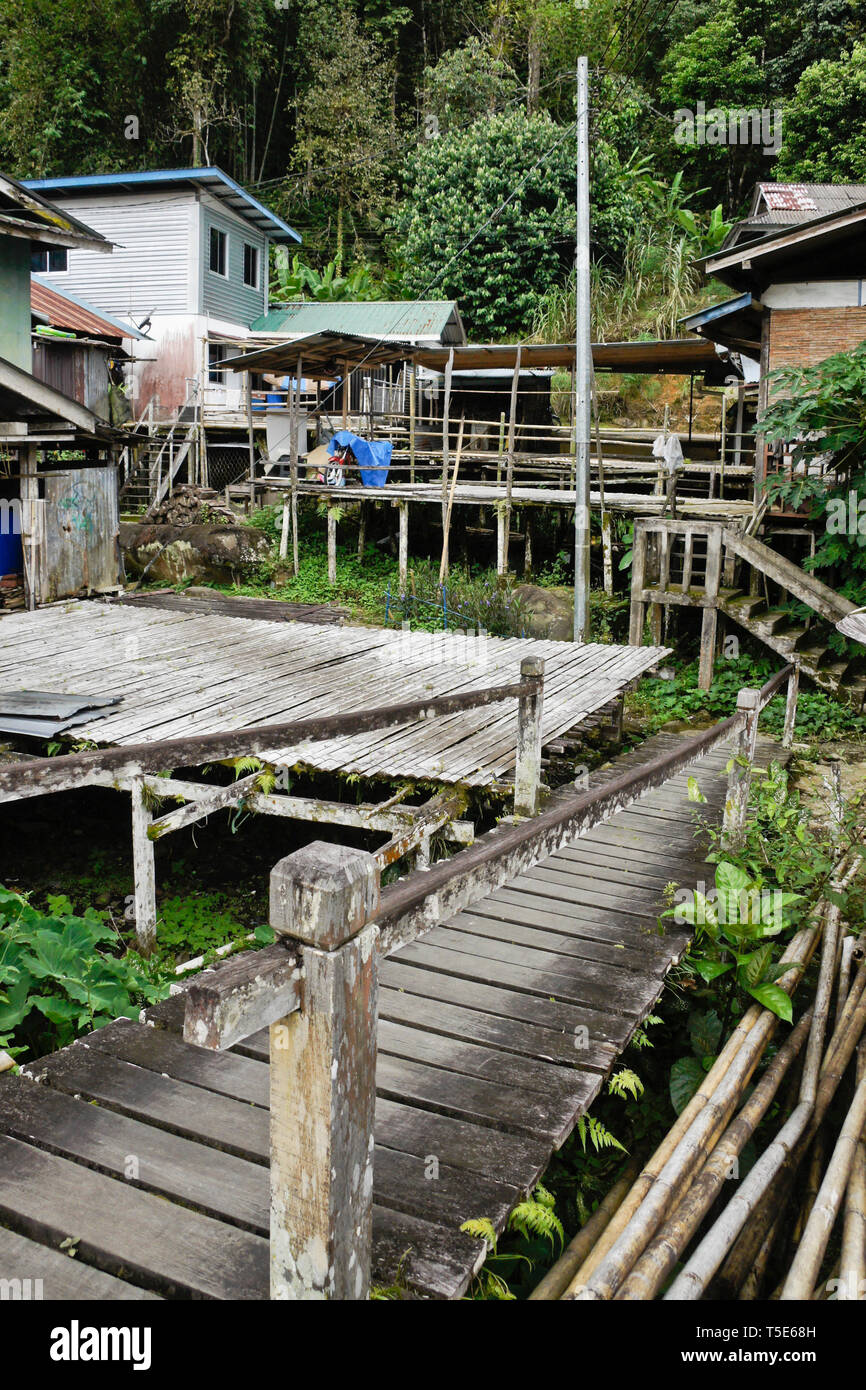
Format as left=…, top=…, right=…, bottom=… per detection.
left=250, top=300, right=465, bottom=343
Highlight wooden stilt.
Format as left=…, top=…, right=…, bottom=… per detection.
left=503, top=346, right=521, bottom=574
left=357, top=502, right=366, bottom=560
left=628, top=522, right=648, bottom=647
left=327, top=509, right=337, bottom=585
left=398, top=501, right=408, bottom=590
left=130, top=774, right=157, bottom=955
left=441, top=348, right=454, bottom=531
left=408, top=361, right=417, bottom=484
left=601, top=510, right=613, bottom=596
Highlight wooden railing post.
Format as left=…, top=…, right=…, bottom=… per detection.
left=723, top=687, right=761, bottom=849
left=268, top=841, right=380, bottom=1300
left=782, top=665, right=799, bottom=749
left=699, top=525, right=723, bottom=691
left=628, top=521, right=649, bottom=647
left=514, top=657, right=545, bottom=817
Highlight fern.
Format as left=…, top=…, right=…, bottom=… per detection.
left=507, top=1184, right=564, bottom=1251
left=608, top=1068, right=644, bottom=1101
left=460, top=1216, right=498, bottom=1253
left=577, top=1114, right=627, bottom=1155
left=230, top=756, right=263, bottom=779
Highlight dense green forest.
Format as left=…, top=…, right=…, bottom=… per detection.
left=2, top=0, right=865, bottom=337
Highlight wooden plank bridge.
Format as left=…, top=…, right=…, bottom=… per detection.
left=0, top=697, right=793, bottom=1300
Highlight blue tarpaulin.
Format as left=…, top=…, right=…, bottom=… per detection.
left=327, top=430, right=392, bottom=487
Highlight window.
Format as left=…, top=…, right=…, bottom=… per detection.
left=208, top=343, right=230, bottom=383
left=209, top=227, right=227, bottom=277
left=30, top=247, right=68, bottom=274
left=243, top=243, right=259, bottom=289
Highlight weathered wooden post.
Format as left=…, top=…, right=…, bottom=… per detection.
left=699, top=524, right=723, bottom=690
left=782, top=664, right=799, bottom=749
left=514, top=657, right=545, bottom=817
left=269, top=841, right=380, bottom=1300
left=397, top=500, right=409, bottom=589
left=722, top=687, right=761, bottom=850
left=628, top=520, right=649, bottom=647
left=130, top=773, right=157, bottom=955
left=327, top=507, right=338, bottom=585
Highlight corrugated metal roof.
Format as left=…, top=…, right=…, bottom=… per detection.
left=31, top=276, right=146, bottom=340
left=757, top=183, right=866, bottom=215
left=22, top=168, right=300, bottom=243
left=251, top=301, right=466, bottom=343
left=0, top=172, right=111, bottom=250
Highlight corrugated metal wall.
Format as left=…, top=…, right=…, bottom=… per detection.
left=43, top=191, right=197, bottom=317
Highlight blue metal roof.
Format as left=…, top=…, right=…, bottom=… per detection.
left=679, top=294, right=753, bottom=330
left=22, top=168, right=301, bottom=243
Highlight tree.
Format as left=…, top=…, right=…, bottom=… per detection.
left=775, top=44, right=866, bottom=182
left=292, top=6, right=399, bottom=273
left=422, top=38, right=520, bottom=134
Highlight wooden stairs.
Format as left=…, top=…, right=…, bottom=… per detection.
left=719, top=591, right=866, bottom=709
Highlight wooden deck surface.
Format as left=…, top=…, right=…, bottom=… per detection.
left=0, top=601, right=667, bottom=787
left=0, top=731, right=779, bottom=1300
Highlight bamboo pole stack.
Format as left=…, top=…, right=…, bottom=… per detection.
left=533, top=858, right=866, bottom=1303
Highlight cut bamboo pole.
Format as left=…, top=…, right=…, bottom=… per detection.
left=615, top=1008, right=814, bottom=1301
left=781, top=1068, right=866, bottom=1298
left=838, top=1040, right=866, bottom=1301
left=666, top=952, right=866, bottom=1300
left=529, top=1159, right=639, bottom=1300
left=563, top=919, right=822, bottom=1299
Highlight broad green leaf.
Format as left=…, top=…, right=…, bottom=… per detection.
left=693, top=959, right=733, bottom=982
left=670, top=1056, right=704, bottom=1115
left=747, top=983, right=793, bottom=1023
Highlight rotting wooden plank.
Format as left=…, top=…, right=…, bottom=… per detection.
left=372, top=1204, right=484, bottom=1300
left=379, top=958, right=626, bottom=1060
left=375, top=1052, right=581, bottom=1146
left=24, top=1045, right=271, bottom=1162
left=0, top=1133, right=269, bottom=1300
left=377, top=1018, right=599, bottom=1109
left=395, top=936, right=655, bottom=1018
left=0, top=1072, right=268, bottom=1233
left=84, top=1019, right=269, bottom=1107
left=445, top=911, right=675, bottom=974
left=0, top=1223, right=162, bottom=1301
left=374, top=1096, right=550, bottom=1190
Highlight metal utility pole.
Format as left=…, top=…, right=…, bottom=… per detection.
left=573, top=56, right=592, bottom=643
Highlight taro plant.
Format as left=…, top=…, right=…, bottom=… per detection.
left=0, top=887, right=168, bottom=1059
left=663, top=860, right=803, bottom=1032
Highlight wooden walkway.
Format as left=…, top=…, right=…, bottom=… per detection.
left=0, top=730, right=771, bottom=1300
left=0, top=602, right=666, bottom=787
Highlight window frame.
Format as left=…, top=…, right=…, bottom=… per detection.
left=31, top=247, right=69, bottom=275
left=242, top=242, right=260, bottom=290
left=208, top=226, right=228, bottom=279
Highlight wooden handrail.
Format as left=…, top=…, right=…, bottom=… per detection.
left=0, top=670, right=541, bottom=803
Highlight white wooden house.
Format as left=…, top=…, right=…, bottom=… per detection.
left=21, top=168, right=301, bottom=421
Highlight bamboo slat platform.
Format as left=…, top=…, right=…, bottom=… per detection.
left=277, top=480, right=755, bottom=521
left=0, top=601, right=667, bottom=787
left=0, top=731, right=784, bottom=1300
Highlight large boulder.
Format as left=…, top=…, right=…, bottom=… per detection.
left=120, top=522, right=271, bottom=587
left=512, top=584, right=574, bottom=641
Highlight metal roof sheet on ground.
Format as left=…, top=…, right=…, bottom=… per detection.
left=30, top=278, right=147, bottom=341
left=250, top=300, right=466, bottom=343
left=22, top=168, right=300, bottom=243
left=0, top=690, right=121, bottom=737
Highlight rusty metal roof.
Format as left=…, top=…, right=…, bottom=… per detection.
left=415, top=339, right=723, bottom=374
left=757, top=183, right=866, bottom=215
left=31, top=277, right=145, bottom=341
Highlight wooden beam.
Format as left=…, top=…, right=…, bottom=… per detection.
left=183, top=942, right=301, bottom=1051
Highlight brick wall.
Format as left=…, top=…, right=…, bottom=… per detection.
left=768, top=306, right=866, bottom=370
